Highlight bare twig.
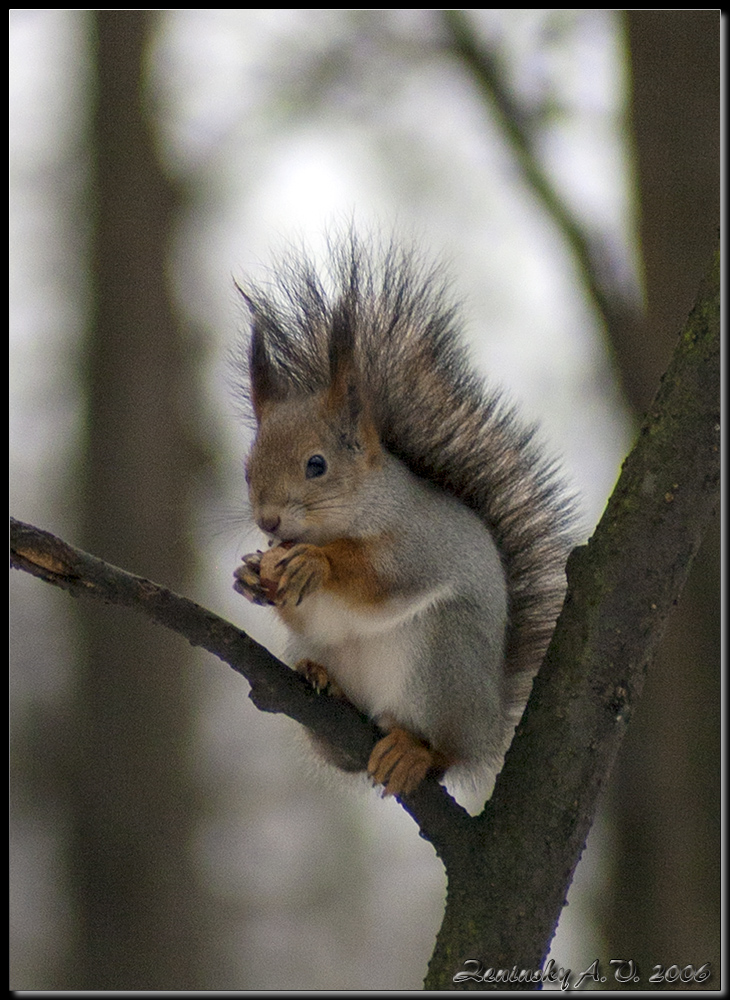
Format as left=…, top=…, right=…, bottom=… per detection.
left=439, top=10, right=636, bottom=344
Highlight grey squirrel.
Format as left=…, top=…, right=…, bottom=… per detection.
left=233, top=235, right=574, bottom=797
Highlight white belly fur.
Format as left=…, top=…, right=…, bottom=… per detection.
left=289, top=585, right=452, bottom=725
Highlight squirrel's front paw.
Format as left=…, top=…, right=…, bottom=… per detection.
left=233, top=543, right=297, bottom=604
left=272, top=544, right=330, bottom=606
left=233, top=551, right=272, bottom=605
left=367, top=729, right=437, bottom=797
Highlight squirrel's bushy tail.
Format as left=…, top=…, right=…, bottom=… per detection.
left=234, top=232, right=575, bottom=702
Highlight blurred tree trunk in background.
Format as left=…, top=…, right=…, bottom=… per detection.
left=602, top=11, right=719, bottom=986
left=63, top=11, right=213, bottom=988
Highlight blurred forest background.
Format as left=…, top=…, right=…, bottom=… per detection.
left=10, top=10, right=719, bottom=991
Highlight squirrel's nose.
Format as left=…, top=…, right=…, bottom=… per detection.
left=257, top=513, right=281, bottom=535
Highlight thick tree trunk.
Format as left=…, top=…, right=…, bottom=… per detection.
left=602, top=12, right=720, bottom=984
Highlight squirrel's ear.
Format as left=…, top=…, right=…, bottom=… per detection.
left=248, top=311, right=288, bottom=421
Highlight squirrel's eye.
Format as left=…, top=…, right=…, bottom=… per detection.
left=306, top=454, right=327, bottom=479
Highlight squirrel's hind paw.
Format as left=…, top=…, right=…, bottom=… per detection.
left=368, top=729, right=440, bottom=797
left=294, top=658, right=344, bottom=698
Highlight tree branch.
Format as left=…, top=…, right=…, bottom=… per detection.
left=9, top=516, right=470, bottom=853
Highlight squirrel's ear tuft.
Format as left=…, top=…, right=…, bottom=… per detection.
left=327, top=300, right=379, bottom=454
left=249, top=312, right=288, bottom=420
left=328, top=299, right=357, bottom=383
left=327, top=302, right=361, bottom=434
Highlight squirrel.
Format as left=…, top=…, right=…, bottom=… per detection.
left=233, top=234, right=574, bottom=799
